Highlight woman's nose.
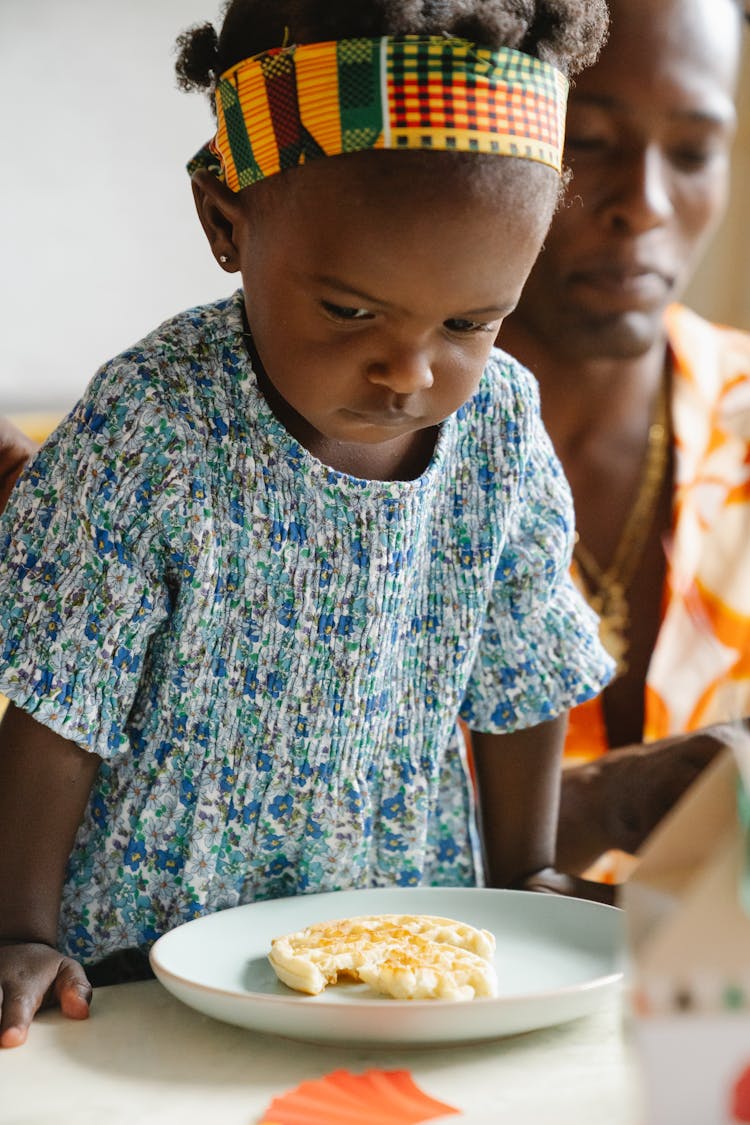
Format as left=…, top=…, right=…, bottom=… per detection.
left=366, top=346, right=435, bottom=395
left=602, top=145, right=674, bottom=234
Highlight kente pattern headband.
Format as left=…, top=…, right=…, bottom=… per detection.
left=188, top=35, right=569, bottom=188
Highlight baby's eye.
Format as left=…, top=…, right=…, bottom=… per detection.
left=321, top=300, right=374, bottom=321
left=444, top=317, right=493, bottom=334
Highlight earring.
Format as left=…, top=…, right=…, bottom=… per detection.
left=219, top=254, right=230, bottom=265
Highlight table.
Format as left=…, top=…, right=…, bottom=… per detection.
left=1, top=979, right=641, bottom=1124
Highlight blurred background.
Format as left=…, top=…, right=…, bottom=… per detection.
left=0, top=0, right=227, bottom=423
left=0, top=1, right=748, bottom=425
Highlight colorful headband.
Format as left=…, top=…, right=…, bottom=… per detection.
left=188, top=35, right=568, bottom=188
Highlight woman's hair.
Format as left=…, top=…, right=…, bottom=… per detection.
left=175, top=0, right=609, bottom=97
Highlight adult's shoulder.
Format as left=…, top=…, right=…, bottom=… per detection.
left=666, top=303, right=750, bottom=397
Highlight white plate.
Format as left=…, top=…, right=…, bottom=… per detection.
left=149, top=886, right=623, bottom=1046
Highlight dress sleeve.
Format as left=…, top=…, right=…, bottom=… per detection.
left=0, top=359, right=187, bottom=757
left=459, top=380, right=614, bottom=734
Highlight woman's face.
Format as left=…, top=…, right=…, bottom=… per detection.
left=225, top=152, right=557, bottom=463
left=508, top=0, right=741, bottom=361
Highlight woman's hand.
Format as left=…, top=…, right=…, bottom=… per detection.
left=512, top=866, right=616, bottom=906
left=0, top=941, right=91, bottom=1047
left=0, top=417, right=38, bottom=514
left=557, top=725, right=733, bottom=874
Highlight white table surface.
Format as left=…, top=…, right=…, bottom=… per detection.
left=1, top=979, right=642, bottom=1125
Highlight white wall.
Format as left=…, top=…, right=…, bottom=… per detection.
left=684, top=35, right=750, bottom=331
left=1, top=3, right=748, bottom=416
left=0, top=0, right=228, bottom=414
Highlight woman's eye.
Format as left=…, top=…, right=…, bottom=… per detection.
left=444, top=317, right=492, bottom=334
left=321, top=300, right=373, bottom=321
left=669, top=147, right=715, bottom=171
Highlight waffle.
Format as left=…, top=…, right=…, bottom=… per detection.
left=268, top=913, right=497, bottom=1000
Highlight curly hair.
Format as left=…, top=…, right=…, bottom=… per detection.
left=175, top=0, right=609, bottom=97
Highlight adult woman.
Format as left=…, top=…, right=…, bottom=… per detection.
left=501, top=0, right=750, bottom=876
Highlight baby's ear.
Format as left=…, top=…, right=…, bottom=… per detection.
left=191, top=169, right=244, bottom=271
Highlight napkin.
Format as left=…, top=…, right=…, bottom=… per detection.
left=258, top=1068, right=461, bottom=1124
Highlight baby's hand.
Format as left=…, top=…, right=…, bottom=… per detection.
left=0, top=941, right=92, bottom=1047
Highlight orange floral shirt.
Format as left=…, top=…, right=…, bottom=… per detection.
left=565, top=304, right=750, bottom=764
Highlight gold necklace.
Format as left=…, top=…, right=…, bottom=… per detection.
left=572, top=376, right=670, bottom=676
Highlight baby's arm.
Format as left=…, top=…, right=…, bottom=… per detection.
left=0, top=703, right=100, bottom=1047
left=471, top=714, right=615, bottom=905
left=471, top=715, right=566, bottom=888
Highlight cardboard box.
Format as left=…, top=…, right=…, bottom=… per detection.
left=622, top=729, right=750, bottom=1124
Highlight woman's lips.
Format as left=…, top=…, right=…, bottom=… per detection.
left=569, top=264, right=672, bottom=307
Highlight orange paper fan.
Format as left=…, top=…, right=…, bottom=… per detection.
left=258, top=1068, right=461, bottom=1124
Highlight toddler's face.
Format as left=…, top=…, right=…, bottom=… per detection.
left=228, top=153, right=555, bottom=467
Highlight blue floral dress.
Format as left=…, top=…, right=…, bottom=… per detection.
left=0, top=292, right=612, bottom=962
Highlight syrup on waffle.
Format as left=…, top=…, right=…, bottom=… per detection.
left=268, top=913, right=497, bottom=1000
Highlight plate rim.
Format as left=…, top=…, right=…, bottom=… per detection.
left=149, top=886, right=623, bottom=1010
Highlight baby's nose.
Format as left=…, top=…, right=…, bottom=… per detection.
left=366, top=347, right=434, bottom=394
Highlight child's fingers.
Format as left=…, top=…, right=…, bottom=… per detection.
left=0, top=947, right=91, bottom=1047
left=0, top=983, right=45, bottom=1048
left=53, top=959, right=92, bottom=1020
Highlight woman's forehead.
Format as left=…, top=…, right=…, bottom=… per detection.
left=594, top=0, right=742, bottom=103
